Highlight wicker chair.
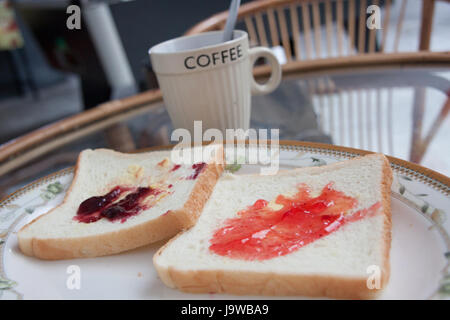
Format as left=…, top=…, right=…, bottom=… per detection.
left=186, top=0, right=444, bottom=57
left=185, top=0, right=450, bottom=159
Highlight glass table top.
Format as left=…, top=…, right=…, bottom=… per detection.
left=1, top=64, right=449, bottom=197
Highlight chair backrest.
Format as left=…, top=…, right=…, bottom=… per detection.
left=186, top=0, right=449, bottom=160
left=186, top=0, right=446, bottom=62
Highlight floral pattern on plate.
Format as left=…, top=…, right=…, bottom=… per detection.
left=0, top=145, right=448, bottom=299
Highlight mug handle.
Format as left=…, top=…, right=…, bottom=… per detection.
left=249, top=47, right=282, bottom=96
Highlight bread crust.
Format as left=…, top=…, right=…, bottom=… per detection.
left=153, top=154, right=393, bottom=299
left=380, top=153, right=393, bottom=290
left=18, top=149, right=224, bottom=260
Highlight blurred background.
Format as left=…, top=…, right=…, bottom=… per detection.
left=0, top=0, right=449, bottom=197
left=1, top=0, right=257, bottom=143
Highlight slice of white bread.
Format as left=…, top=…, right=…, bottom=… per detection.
left=154, top=154, right=392, bottom=299
left=18, top=147, right=223, bottom=260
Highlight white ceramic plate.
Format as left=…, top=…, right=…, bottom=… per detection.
left=1, top=142, right=449, bottom=300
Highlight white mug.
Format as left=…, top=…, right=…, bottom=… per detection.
left=149, top=30, right=281, bottom=134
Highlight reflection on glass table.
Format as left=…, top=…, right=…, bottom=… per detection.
left=251, top=67, right=450, bottom=176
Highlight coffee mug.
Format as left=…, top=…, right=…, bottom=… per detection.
left=149, top=30, right=281, bottom=134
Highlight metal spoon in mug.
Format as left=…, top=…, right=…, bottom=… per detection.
left=222, top=0, right=241, bottom=42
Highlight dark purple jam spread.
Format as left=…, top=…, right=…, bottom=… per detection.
left=75, top=186, right=160, bottom=223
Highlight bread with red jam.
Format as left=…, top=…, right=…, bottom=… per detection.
left=153, top=154, right=392, bottom=299
left=18, top=146, right=223, bottom=260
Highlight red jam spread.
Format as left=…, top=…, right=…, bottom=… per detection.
left=209, top=183, right=381, bottom=261
left=75, top=186, right=161, bottom=223
left=187, top=162, right=206, bottom=180
left=171, top=164, right=181, bottom=172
